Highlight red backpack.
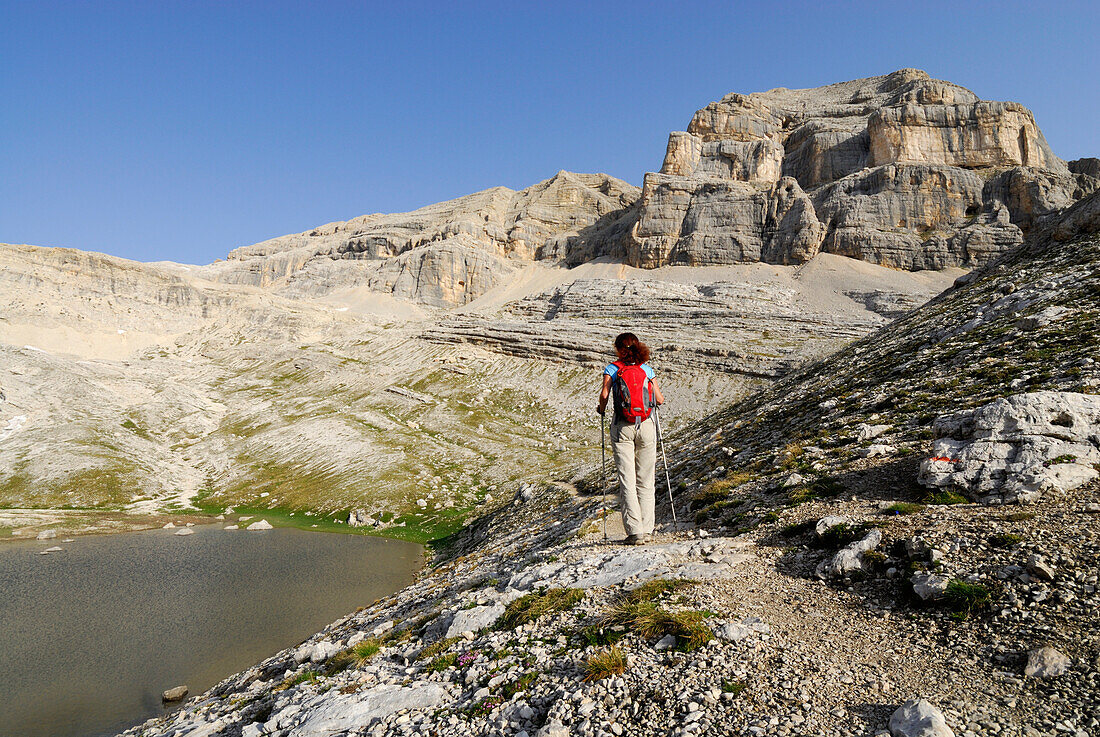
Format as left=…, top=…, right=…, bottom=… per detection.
left=611, top=361, right=655, bottom=424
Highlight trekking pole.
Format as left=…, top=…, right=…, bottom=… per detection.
left=654, top=405, right=678, bottom=530
left=600, top=411, right=608, bottom=542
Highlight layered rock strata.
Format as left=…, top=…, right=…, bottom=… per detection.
left=624, top=69, right=1083, bottom=271
left=198, top=172, right=639, bottom=307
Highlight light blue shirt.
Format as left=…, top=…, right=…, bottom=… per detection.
left=604, top=362, right=655, bottom=380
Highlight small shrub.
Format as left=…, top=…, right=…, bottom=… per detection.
left=495, top=588, right=584, bottom=629
left=862, top=550, right=887, bottom=571
left=721, top=679, right=747, bottom=697
left=578, top=624, right=627, bottom=648
left=583, top=647, right=628, bottom=681
left=809, top=476, right=846, bottom=498
left=1045, top=454, right=1078, bottom=466
left=943, top=580, right=993, bottom=620
left=417, top=636, right=460, bottom=661
left=988, top=532, right=1022, bottom=548
left=817, top=522, right=874, bottom=549
left=468, top=695, right=504, bottom=715
left=882, top=502, right=924, bottom=516
left=327, top=638, right=381, bottom=672
left=1004, top=511, right=1036, bottom=522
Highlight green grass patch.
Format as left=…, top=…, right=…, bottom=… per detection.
left=624, top=578, right=696, bottom=604
left=922, top=489, right=969, bottom=505
left=721, top=679, right=747, bottom=697
left=881, top=502, right=925, bottom=516
left=599, top=599, right=712, bottom=652
left=496, top=588, right=584, bottom=629
left=273, top=669, right=319, bottom=693
left=427, top=653, right=458, bottom=673
left=120, top=419, right=152, bottom=440
left=779, top=520, right=816, bottom=538
left=988, top=532, right=1022, bottom=548
left=500, top=671, right=538, bottom=698
left=417, top=637, right=461, bottom=661
left=583, top=647, right=628, bottom=682
left=943, top=580, right=993, bottom=620
left=326, top=638, right=382, bottom=673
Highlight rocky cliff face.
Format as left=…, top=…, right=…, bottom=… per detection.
left=627, top=69, right=1094, bottom=271
left=199, top=172, right=639, bottom=307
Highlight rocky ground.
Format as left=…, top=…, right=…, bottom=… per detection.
left=119, top=194, right=1100, bottom=737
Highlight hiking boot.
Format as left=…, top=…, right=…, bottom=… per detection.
left=625, top=534, right=643, bottom=546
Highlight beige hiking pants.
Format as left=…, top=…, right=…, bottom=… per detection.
left=610, top=416, right=657, bottom=536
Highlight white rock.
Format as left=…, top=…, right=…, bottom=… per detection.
left=162, top=685, right=189, bottom=702
left=175, top=528, right=195, bottom=536
left=162, top=522, right=176, bottom=529
left=536, top=721, right=570, bottom=737
left=655, top=634, right=677, bottom=650
left=716, top=617, right=770, bottom=642
left=44, top=546, right=63, bottom=552
left=815, top=516, right=849, bottom=537
left=888, top=699, right=955, bottom=737
left=919, top=392, right=1100, bottom=504
left=816, top=529, right=883, bottom=578
left=289, top=684, right=447, bottom=735
left=445, top=604, right=505, bottom=639
left=246, top=519, right=273, bottom=530
left=309, top=641, right=339, bottom=663
left=857, top=423, right=892, bottom=441
left=1025, top=646, right=1071, bottom=677
left=782, top=473, right=804, bottom=488
left=224, top=524, right=239, bottom=530
left=36, top=529, right=57, bottom=540
left=911, top=573, right=950, bottom=601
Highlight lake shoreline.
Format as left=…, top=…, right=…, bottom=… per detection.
left=0, top=504, right=456, bottom=546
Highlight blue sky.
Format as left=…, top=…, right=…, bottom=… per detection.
left=2, top=0, right=1097, bottom=264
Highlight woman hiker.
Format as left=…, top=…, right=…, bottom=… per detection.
left=596, top=332, right=665, bottom=545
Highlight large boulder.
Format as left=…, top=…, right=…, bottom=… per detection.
left=919, top=392, right=1100, bottom=504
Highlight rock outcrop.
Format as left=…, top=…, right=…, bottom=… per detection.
left=200, top=171, right=639, bottom=306
left=919, top=392, right=1100, bottom=504
left=626, top=69, right=1081, bottom=271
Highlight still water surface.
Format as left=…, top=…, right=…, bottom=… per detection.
left=0, top=525, right=422, bottom=737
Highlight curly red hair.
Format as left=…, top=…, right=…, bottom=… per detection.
left=614, top=332, right=650, bottom=365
